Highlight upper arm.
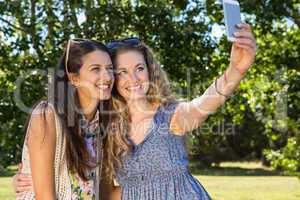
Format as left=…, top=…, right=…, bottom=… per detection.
left=27, top=103, right=56, bottom=200
left=99, top=177, right=121, bottom=200
left=109, top=186, right=121, bottom=200
left=170, top=101, right=209, bottom=135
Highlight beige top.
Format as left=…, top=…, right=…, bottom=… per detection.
left=17, top=101, right=72, bottom=199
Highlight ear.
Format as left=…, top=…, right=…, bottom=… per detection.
left=68, top=73, right=80, bottom=87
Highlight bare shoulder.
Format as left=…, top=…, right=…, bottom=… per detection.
left=169, top=102, right=187, bottom=136
left=27, top=101, right=56, bottom=146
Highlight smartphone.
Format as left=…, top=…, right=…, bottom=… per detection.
left=223, top=0, right=241, bottom=42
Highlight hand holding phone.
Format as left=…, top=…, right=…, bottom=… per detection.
left=223, top=0, right=241, bottom=42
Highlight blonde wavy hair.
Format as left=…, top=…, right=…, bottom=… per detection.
left=103, top=41, right=175, bottom=182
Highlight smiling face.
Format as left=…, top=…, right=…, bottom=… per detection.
left=114, top=50, right=150, bottom=102
left=71, top=50, right=114, bottom=101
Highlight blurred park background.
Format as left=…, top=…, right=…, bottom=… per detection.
left=0, top=0, right=299, bottom=199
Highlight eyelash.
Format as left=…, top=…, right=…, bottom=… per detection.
left=91, top=67, right=100, bottom=71
left=137, top=66, right=144, bottom=71
left=117, top=71, right=127, bottom=75
left=107, top=67, right=114, bottom=72
left=91, top=67, right=114, bottom=72
left=116, top=66, right=145, bottom=75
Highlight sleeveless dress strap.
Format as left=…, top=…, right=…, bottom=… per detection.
left=155, top=101, right=179, bottom=129
left=24, top=101, right=51, bottom=144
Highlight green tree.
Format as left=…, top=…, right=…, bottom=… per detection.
left=0, top=0, right=299, bottom=178
left=204, top=0, right=300, bottom=173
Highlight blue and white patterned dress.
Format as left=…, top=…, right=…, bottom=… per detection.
left=116, top=102, right=212, bottom=200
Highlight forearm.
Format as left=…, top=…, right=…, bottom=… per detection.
left=171, top=65, right=245, bottom=134
left=191, top=65, right=244, bottom=115
left=219, top=64, right=244, bottom=96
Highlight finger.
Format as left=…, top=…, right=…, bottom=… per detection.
left=16, top=191, right=25, bottom=198
left=17, top=180, right=32, bottom=187
left=234, top=43, right=255, bottom=53
left=16, top=185, right=32, bottom=193
left=16, top=174, right=32, bottom=180
left=15, top=188, right=31, bottom=197
left=17, top=175, right=32, bottom=181
left=236, top=23, right=251, bottom=31
left=233, top=31, right=255, bottom=41
left=17, top=179, right=33, bottom=185
left=234, top=38, right=256, bottom=49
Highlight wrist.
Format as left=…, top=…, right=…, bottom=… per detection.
left=230, top=64, right=247, bottom=76
left=226, top=65, right=245, bottom=84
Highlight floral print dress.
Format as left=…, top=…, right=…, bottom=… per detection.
left=69, top=111, right=102, bottom=200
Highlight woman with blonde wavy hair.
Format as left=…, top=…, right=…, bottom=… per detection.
left=105, top=22, right=256, bottom=200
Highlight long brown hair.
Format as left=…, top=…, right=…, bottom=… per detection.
left=55, top=40, right=112, bottom=181
left=103, top=41, right=175, bottom=181
left=24, top=40, right=122, bottom=181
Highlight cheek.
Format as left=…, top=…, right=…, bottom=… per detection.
left=79, top=71, right=96, bottom=83
left=142, top=71, right=150, bottom=84
left=116, top=78, right=125, bottom=92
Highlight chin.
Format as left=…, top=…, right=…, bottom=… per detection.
left=99, top=94, right=111, bottom=100
left=126, top=94, right=147, bottom=102
left=92, top=92, right=111, bottom=101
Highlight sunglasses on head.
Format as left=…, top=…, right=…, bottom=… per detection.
left=106, top=37, right=140, bottom=50
left=65, top=38, right=106, bottom=76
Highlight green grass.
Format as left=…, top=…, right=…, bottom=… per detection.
left=0, top=177, right=15, bottom=200
left=198, top=175, right=300, bottom=200
left=0, top=165, right=17, bottom=200
left=1, top=161, right=300, bottom=200
left=192, top=161, right=300, bottom=200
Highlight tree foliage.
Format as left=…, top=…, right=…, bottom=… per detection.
left=0, top=0, right=299, bottom=177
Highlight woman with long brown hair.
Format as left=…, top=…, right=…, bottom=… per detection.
left=14, top=39, right=127, bottom=200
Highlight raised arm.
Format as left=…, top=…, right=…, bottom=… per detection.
left=170, top=23, right=257, bottom=135
left=27, top=104, right=56, bottom=200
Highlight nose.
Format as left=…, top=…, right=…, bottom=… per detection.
left=128, top=72, right=139, bottom=83
left=100, top=69, right=113, bottom=83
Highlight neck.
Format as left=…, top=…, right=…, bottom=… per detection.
left=77, top=92, right=99, bottom=122
left=127, top=98, right=155, bottom=121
